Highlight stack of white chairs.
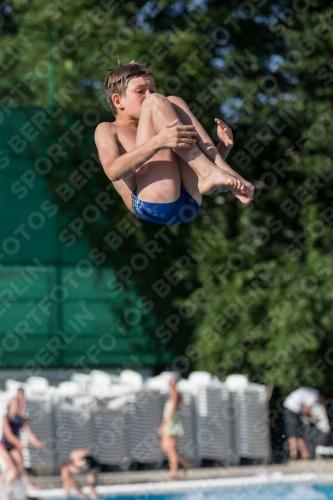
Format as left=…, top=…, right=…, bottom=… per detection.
left=26, top=376, right=49, bottom=394
left=55, top=380, right=83, bottom=399
left=94, top=397, right=130, bottom=468
left=55, top=402, right=96, bottom=465
left=88, top=370, right=113, bottom=397
left=0, top=370, right=272, bottom=471
left=128, top=390, right=164, bottom=464
left=22, top=394, right=56, bottom=474
left=24, top=375, right=57, bottom=404
left=70, top=373, right=91, bottom=393
left=192, top=377, right=234, bottom=463
left=87, top=370, right=131, bottom=401
left=188, top=371, right=217, bottom=386
left=226, top=375, right=270, bottom=461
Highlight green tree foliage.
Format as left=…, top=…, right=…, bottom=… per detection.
left=182, top=0, right=333, bottom=393
left=1, top=0, right=333, bottom=393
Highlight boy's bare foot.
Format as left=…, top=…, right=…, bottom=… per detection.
left=230, top=186, right=254, bottom=204
left=198, top=168, right=246, bottom=196
left=218, top=184, right=254, bottom=204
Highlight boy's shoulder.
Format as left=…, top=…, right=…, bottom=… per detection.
left=94, top=121, right=118, bottom=144
left=95, top=121, right=116, bottom=135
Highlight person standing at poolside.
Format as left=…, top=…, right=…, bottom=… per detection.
left=159, top=376, right=190, bottom=480
left=0, top=398, right=45, bottom=486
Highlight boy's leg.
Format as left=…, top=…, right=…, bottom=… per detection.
left=135, top=93, right=246, bottom=204
left=135, top=97, right=182, bottom=204
left=168, top=96, right=225, bottom=168
left=167, top=96, right=254, bottom=203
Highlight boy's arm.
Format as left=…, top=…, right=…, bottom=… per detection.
left=95, top=120, right=196, bottom=182
left=95, top=123, right=159, bottom=182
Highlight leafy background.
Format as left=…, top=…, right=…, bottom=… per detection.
left=1, top=0, right=333, bottom=401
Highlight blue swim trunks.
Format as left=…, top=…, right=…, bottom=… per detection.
left=132, top=184, right=200, bottom=225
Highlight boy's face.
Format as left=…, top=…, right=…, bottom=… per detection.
left=115, top=75, right=156, bottom=119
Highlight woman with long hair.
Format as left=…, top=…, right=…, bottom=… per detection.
left=159, top=376, right=191, bottom=481
left=0, top=398, right=44, bottom=486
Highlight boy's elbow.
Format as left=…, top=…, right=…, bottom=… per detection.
left=105, top=164, right=118, bottom=182
left=108, top=170, right=119, bottom=182
left=107, top=172, right=116, bottom=182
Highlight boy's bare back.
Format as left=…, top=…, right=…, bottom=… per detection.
left=95, top=122, right=138, bottom=212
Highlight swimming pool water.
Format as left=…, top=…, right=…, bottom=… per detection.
left=101, top=485, right=333, bottom=500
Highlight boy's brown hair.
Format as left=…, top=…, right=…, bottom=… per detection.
left=104, top=60, right=153, bottom=117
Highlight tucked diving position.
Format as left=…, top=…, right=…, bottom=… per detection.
left=95, top=61, right=254, bottom=225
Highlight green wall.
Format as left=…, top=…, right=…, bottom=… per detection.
left=0, top=107, right=170, bottom=370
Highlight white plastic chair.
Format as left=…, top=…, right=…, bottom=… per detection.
left=225, top=374, right=249, bottom=390
left=70, top=373, right=91, bottom=392
left=119, top=370, right=143, bottom=390
left=56, top=381, right=82, bottom=398
left=26, top=376, right=49, bottom=394
left=90, top=370, right=113, bottom=385
left=188, top=371, right=214, bottom=385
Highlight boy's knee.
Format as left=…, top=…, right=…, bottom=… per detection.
left=167, top=95, right=185, bottom=105
left=142, top=92, right=167, bottom=107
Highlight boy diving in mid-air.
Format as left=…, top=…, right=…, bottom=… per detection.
left=95, top=61, right=254, bottom=225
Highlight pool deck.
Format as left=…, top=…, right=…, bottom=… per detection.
left=29, top=459, right=333, bottom=490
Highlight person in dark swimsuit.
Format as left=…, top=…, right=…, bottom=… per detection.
left=0, top=398, right=45, bottom=486
left=0, top=414, right=24, bottom=452
left=60, top=448, right=100, bottom=499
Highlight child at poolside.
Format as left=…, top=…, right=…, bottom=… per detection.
left=95, top=61, right=254, bottom=225
left=158, top=375, right=191, bottom=481
left=60, top=449, right=100, bottom=499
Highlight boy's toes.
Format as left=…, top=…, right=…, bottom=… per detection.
left=230, top=187, right=253, bottom=204
left=238, top=181, right=246, bottom=193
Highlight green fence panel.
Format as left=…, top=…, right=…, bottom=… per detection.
left=0, top=107, right=171, bottom=369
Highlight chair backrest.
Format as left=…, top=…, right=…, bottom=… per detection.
left=26, top=376, right=49, bottom=394
left=225, top=374, right=249, bottom=390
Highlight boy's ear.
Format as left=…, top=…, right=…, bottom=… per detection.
left=112, top=93, right=124, bottom=111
